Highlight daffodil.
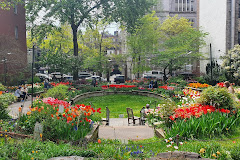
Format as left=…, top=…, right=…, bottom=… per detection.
left=199, top=148, right=205, bottom=154
left=212, top=153, right=217, bottom=158
left=216, top=151, right=220, bottom=155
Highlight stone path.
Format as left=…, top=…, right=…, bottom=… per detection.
left=7, top=97, right=35, bottom=119
left=99, top=118, right=155, bottom=141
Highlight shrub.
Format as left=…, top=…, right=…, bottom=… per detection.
left=27, top=76, right=41, bottom=84
left=197, top=86, right=235, bottom=110
left=0, top=93, right=16, bottom=119
left=0, top=83, right=6, bottom=91
left=44, top=84, right=69, bottom=100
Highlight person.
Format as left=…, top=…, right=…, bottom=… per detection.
left=149, top=80, right=154, bottom=89
left=92, top=78, right=97, bottom=87
left=21, top=85, right=28, bottom=100
left=14, top=87, right=24, bottom=101
left=143, top=104, right=153, bottom=117
left=224, top=81, right=235, bottom=94
left=44, top=79, right=49, bottom=89
left=153, top=80, right=158, bottom=88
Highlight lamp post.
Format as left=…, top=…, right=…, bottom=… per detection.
left=31, top=45, right=35, bottom=108
left=1, top=53, right=12, bottom=85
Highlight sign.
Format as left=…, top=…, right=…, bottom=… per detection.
left=59, top=105, right=64, bottom=114
left=33, top=122, right=43, bottom=140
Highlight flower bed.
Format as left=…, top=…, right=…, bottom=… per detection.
left=17, top=97, right=102, bottom=141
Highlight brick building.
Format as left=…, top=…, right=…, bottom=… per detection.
left=0, top=2, right=27, bottom=83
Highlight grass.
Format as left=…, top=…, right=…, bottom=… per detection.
left=1, top=129, right=240, bottom=159
left=75, top=94, right=164, bottom=118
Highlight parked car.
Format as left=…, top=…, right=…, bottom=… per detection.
left=143, top=70, right=164, bottom=80
left=78, top=72, right=92, bottom=79
left=35, top=73, right=52, bottom=80
left=86, top=76, right=107, bottom=82
left=50, top=72, right=62, bottom=79
left=114, top=75, right=125, bottom=84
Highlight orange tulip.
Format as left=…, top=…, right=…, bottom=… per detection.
left=67, top=117, right=72, bottom=121
left=98, top=139, right=101, bottom=144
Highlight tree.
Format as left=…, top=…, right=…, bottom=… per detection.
left=80, top=22, right=115, bottom=77
left=127, top=12, right=161, bottom=78
left=153, top=15, right=207, bottom=80
left=221, top=44, right=240, bottom=84
left=0, top=0, right=22, bottom=10
left=27, top=24, right=77, bottom=74
left=25, top=0, right=153, bottom=79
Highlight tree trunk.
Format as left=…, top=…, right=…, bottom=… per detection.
left=72, top=25, right=79, bottom=80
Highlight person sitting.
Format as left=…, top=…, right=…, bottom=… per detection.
left=14, top=87, right=24, bottom=101
left=144, top=104, right=154, bottom=117
left=224, top=81, right=235, bottom=94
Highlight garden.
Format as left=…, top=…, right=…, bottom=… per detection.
left=0, top=78, right=240, bottom=159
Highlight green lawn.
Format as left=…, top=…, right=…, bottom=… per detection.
left=76, top=95, right=164, bottom=118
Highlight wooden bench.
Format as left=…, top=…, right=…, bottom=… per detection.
left=102, top=106, right=110, bottom=126
left=126, top=108, right=140, bottom=125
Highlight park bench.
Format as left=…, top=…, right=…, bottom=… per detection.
left=102, top=106, right=110, bottom=126
left=126, top=108, right=140, bottom=125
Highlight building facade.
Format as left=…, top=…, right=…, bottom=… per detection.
left=199, top=0, right=240, bottom=74
left=0, top=3, right=27, bottom=83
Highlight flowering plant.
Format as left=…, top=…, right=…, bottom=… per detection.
left=18, top=97, right=101, bottom=141
left=188, top=83, right=211, bottom=88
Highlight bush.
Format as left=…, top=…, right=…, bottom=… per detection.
left=167, top=76, right=187, bottom=87
left=44, top=84, right=69, bottom=100
left=197, top=86, right=235, bottom=110
left=27, top=76, right=41, bottom=84
left=0, top=83, right=6, bottom=91
left=0, top=93, right=16, bottom=119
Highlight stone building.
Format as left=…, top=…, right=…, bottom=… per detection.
left=199, top=0, right=240, bottom=74
left=0, top=3, right=27, bottom=83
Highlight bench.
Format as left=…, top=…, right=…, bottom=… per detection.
left=102, top=106, right=110, bottom=126
left=126, top=108, right=140, bottom=125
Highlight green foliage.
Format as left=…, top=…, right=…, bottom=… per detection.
left=0, top=93, right=16, bottom=119
left=152, top=15, right=207, bottom=78
left=127, top=12, right=162, bottom=76
left=44, top=84, right=68, bottom=100
left=166, top=111, right=240, bottom=140
left=0, top=138, right=97, bottom=159
left=221, top=44, right=240, bottom=84
left=0, top=83, right=6, bottom=91
left=28, top=86, right=44, bottom=93
left=167, top=76, right=187, bottom=87
left=197, top=86, right=235, bottom=109
left=27, top=76, right=41, bottom=84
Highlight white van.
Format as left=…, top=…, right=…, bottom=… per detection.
left=143, top=70, right=164, bottom=80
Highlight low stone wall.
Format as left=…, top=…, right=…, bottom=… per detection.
left=71, top=90, right=167, bottom=104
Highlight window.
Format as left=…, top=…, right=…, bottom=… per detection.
left=14, top=5, right=17, bottom=14
left=15, top=26, right=18, bottom=39
left=175, top=0, right=194, bottom=12
left=239, top=0, right=240, bottom=18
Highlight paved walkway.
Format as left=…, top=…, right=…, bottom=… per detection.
left=7, top=97, right=34, bottom=119
left=99, top=118, right=154, bottom=141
